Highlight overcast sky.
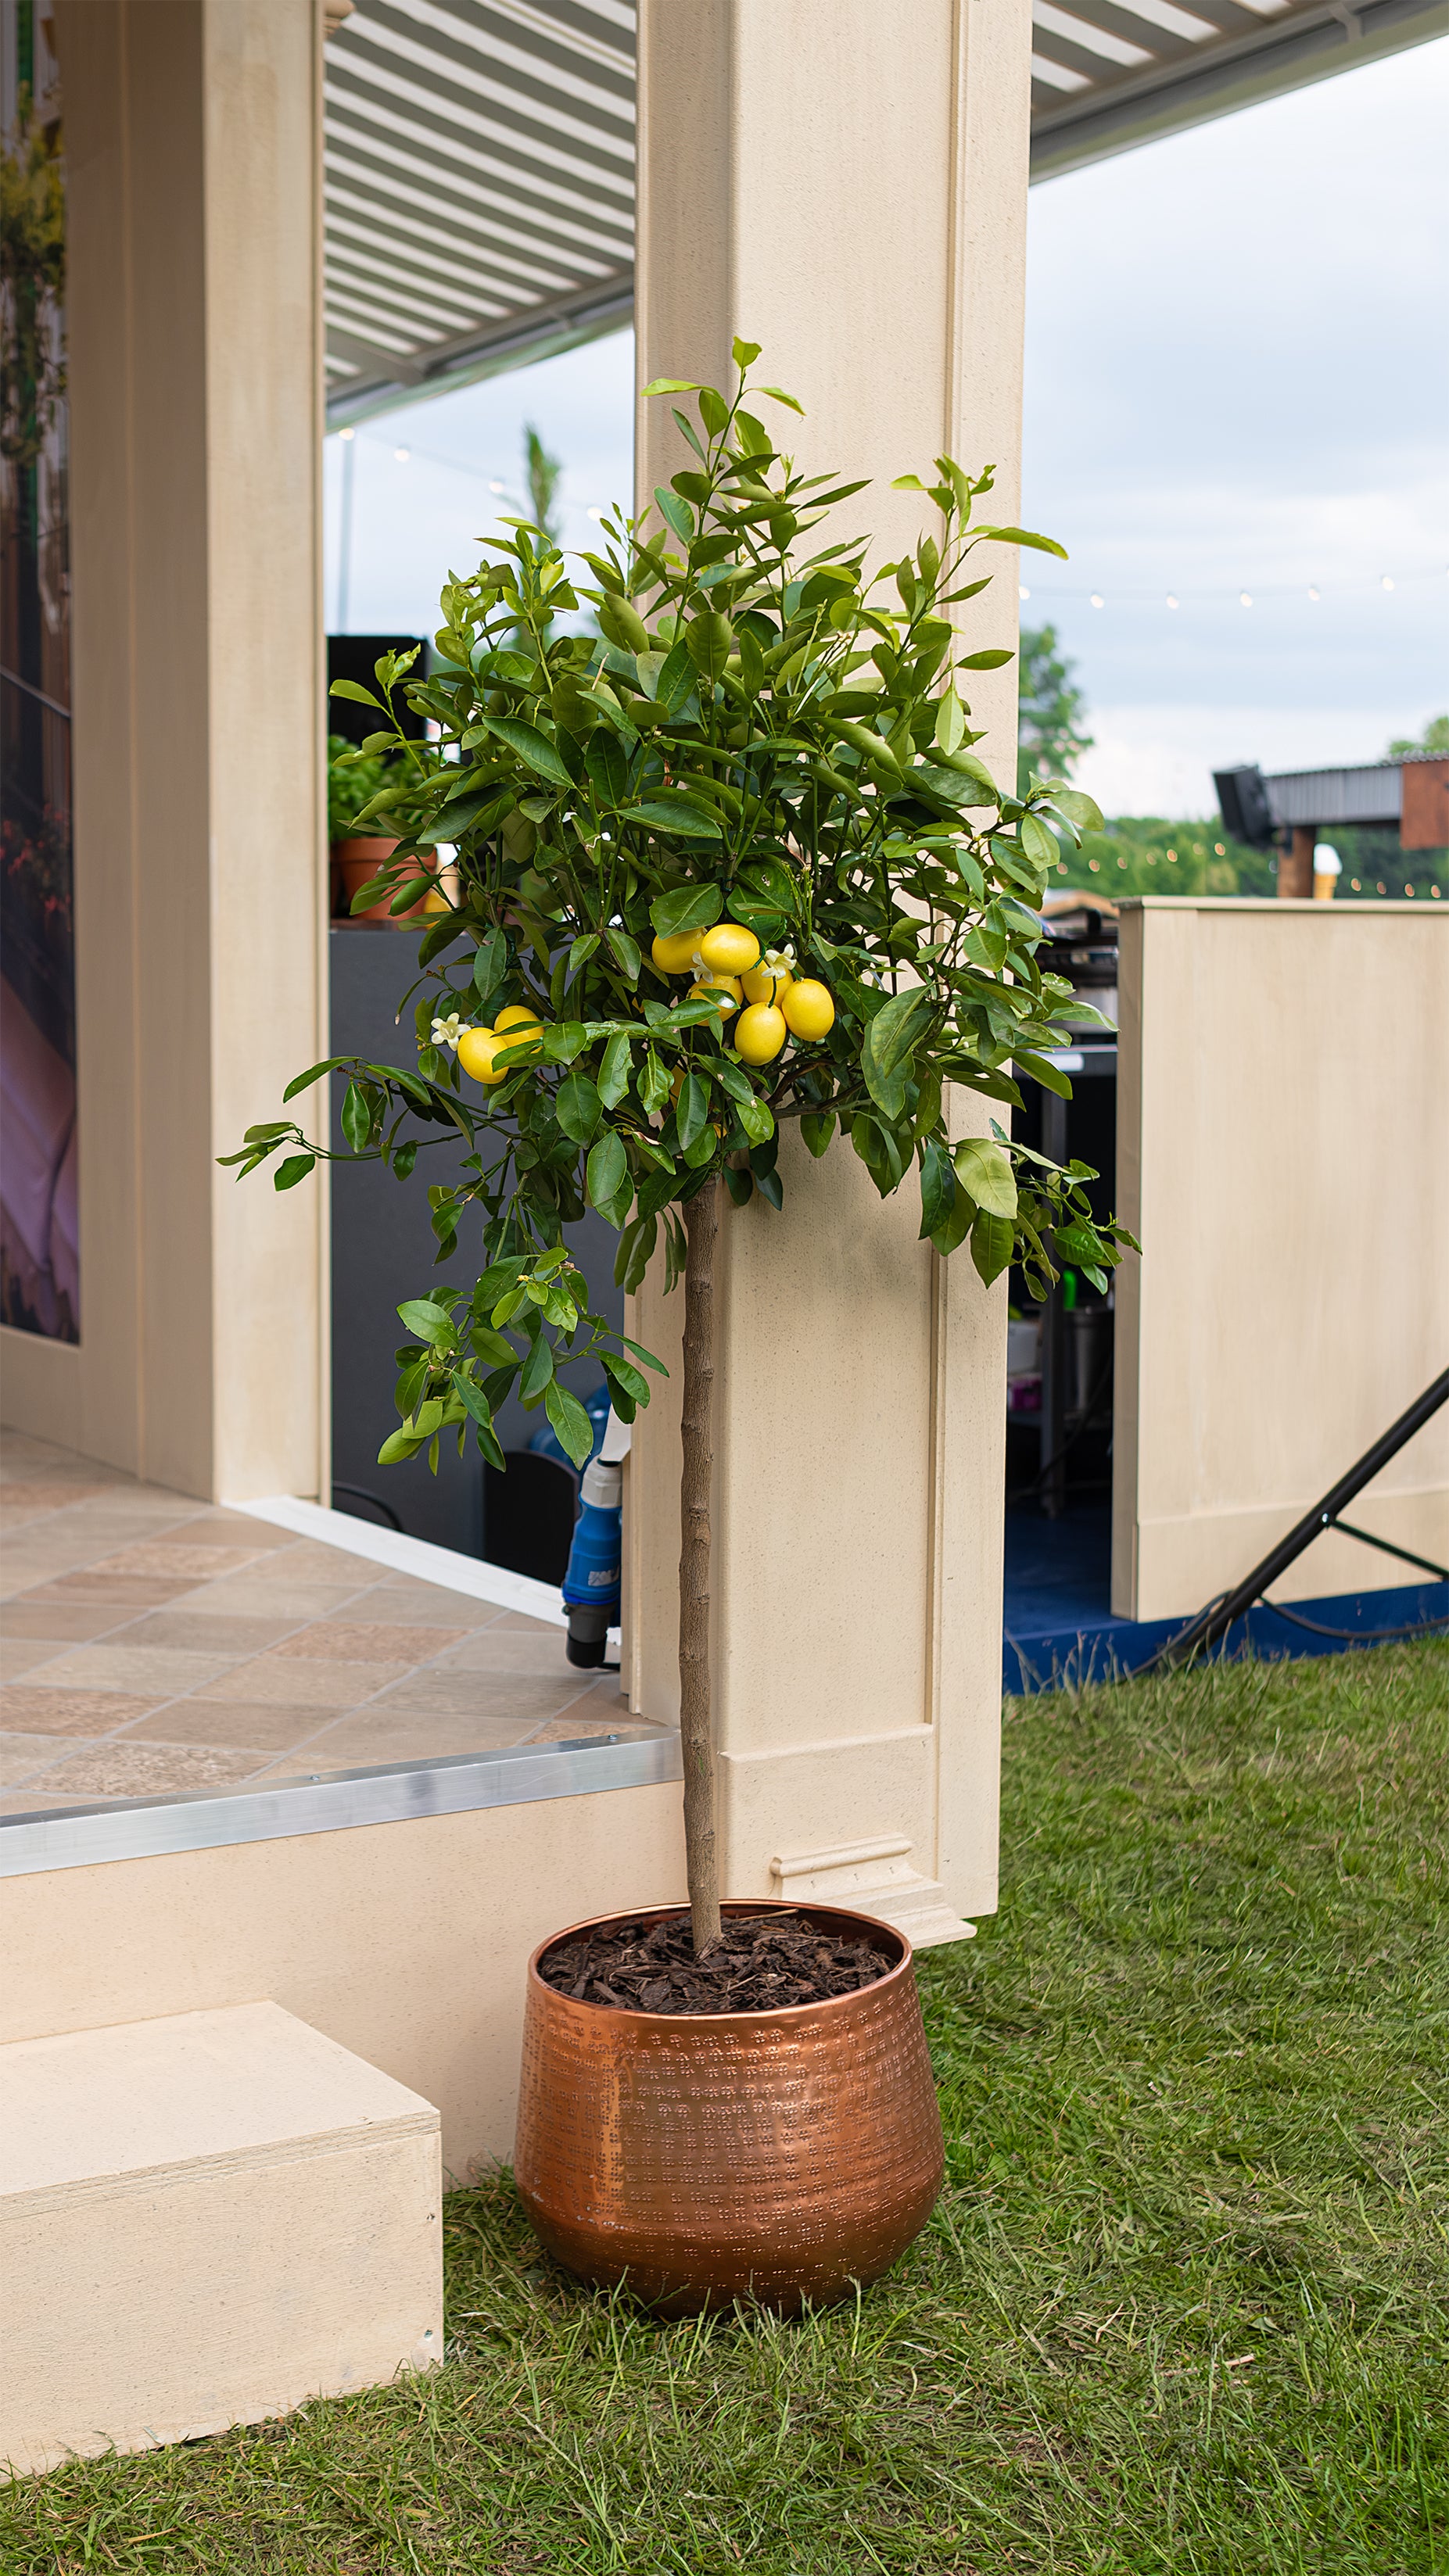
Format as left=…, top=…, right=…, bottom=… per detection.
left=325, top=36, right=1447, bottom=822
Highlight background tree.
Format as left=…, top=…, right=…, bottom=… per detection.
left=232, top=348, right=1135, bottom=1954
left=524, top=423, right=564, bottom=546
left=1388, top=714, right=1449, bottom=757
left=1016, top=622, right=1092, bottom=799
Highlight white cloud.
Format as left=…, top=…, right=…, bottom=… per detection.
left=1021, top=37, right=1449, bottom=811
left=1076, top=701, right=1420, bottom=821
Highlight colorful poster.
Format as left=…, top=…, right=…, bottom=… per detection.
left=1, top=0, right=75, bottom=1342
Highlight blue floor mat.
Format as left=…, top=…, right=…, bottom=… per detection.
left=1002, top=1504, right=1447, bottom=1694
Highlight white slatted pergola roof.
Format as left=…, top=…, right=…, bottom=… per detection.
left=324, top=0, right=1446, bottom=424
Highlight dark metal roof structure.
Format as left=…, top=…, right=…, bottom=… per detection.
left=324, top=0, right=1447, bottom=424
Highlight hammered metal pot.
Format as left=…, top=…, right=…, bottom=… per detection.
left=515, top=1899, right=944, bottom=2316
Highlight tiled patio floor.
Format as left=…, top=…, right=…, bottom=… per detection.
left=1, top=1431, right=662, bottom=1815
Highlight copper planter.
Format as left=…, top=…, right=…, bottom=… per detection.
left=515, top=1900, right=944, bottom=2316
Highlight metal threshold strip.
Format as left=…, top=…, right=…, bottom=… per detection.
left=0, top=1733, right=683, bottom=1878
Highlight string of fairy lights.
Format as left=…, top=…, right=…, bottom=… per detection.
left=1019, top=567, right=1447, bottom=613
left=331, top=428, right=1444, bottom=897
left=333, top=428, right=1447, bottom=626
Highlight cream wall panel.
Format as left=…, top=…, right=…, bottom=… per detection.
left=1, top=2004, right=440, bottom=2477
left=3, top=1, right=326, bottom=1503
left=1, top=1786, right=686, bottom=2177
left=629, top=0, right=1027, bottom=1931
left=1113, top=899, right=1449, bottom=1621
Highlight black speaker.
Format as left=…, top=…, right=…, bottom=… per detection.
left=1213, top=765, right=1276, bottom=849
left=482, top=1451, right=579, bottom=1586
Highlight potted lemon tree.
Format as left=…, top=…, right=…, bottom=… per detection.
left=231, top=349, right=1132, bottom=2310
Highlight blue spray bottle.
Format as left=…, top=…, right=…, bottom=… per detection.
left=561, top=1419, right=625, bottom=1668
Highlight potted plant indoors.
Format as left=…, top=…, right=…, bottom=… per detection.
left=328, top=732, right=451, bottom=923
left=231, top=347, right=1134, bottom=2311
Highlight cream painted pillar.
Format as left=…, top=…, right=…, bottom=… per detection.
left=1, top=0, right=327, bottom=1502
left=626, top=0, right=1031, bottom=1938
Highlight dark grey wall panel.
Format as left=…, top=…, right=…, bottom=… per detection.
left=328, top=926, right=624, bottom=1557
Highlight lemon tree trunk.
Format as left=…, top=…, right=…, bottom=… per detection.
left=680, top=1177, right=722, bottom=1952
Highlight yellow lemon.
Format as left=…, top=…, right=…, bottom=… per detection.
left=781, top=978, right=835, bottom=1042
left=733, top=1003, right=787, bottom=1066
left=492, top=1003, right=545, bottom=1065
left=456, top=1026, right=505, bottom=1085
left=698, top=921, right=760, bottom=975
left=651, top=930, right=701, bottom=976
left=689, top=973, right=741, bottom=1018
left=741, top=955, right=793, bottom=1008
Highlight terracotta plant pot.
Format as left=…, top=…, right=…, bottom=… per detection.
left=332, top=835, right=433, bottom=925
left=515, top=1899, right=944, bottom=2316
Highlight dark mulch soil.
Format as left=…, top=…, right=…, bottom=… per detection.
left=537, top=1908, right=896, bottom=2015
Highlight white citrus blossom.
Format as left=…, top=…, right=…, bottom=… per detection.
left=431, top=1012, right=468, bottom=1049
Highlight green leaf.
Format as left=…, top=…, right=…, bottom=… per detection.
left=605, top=926, right=641, bottom=982
left=956, top=648, right=1015, bottom=671
left=397, top=1297, right=456, bottom=1346
left=520, top=1334, right=555, bottom=1402
left=377, top=1426, right=425, bottom=1465
left=655, top=485, right=694, bottom=545
left=734, top=1092, right=774, bottom=1147
left=1054, top=1220, right=1107, bottom=1265
left=676, top=1070, right=709, bottom=1153
left=1020, top=812, right=1059, bottom=868
left=282, top=1058, right=346, bottom=1103
left=542, top=1021, right=589, bottom=1066
left=731, top=337, right=762, bottom=368
left=862, top=989, right=931, bottom=1119
left=543, top=1380, right=596, bottom=1470
left=918, top=1137, right=956, bottom=1239
left=586, top=1129, right=628, bottom=1219
left=598, top=1030, right=633, bottom=1109
left=800, top=1109, right=836, bottom=1158
left=341, top=1080, right=372, bottom=1153
left=476, top=715, right=572, bottom=790
left=622, top=797, right=722, bottom=840
left=555, top=1070, right=601, bottom=1144
left=584, top=728, right=629, bottom=806
left=651, top=882, right=723, bottom=940
left=685, top=611, right=733, bottom=680
left=615, top=1213, right=658, bottom=1293
left=977, top=525, right=1070, bottom=558
left=1013, top=1048, right=1074, bottom=1099
left=640, top=1048, right=669, bottom=1117
left=1050, top=786, right=1104, bottom=832
left=759, top=385, right=804, bottom=415
left=930, top=1183, right=973, bottom=1258
left=330, top=678, right=385, bottom=709
left=472, top=928, right=508, bottom=1005
left=970, top=1207, right=1015, bottom=1284
left=601, top=1352, right=651, bottom=1409
left=274, top=1153, right=316, bottom=1191
left=934, top=690, right=966, bottom=755
left=656, top=637, right=696, bottom=714
left=954, top=1134, right=1018, bottom=1220
left=641, top=376, right=701, bottom=396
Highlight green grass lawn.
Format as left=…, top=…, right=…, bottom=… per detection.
left=5, top=1641, right=1446, bottom=2574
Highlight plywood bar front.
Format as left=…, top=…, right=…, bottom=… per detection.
left=1112, top=899, right=1449, bottom=1622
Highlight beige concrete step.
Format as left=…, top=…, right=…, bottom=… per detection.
left=0, top=2001, right=441, bottom=2477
